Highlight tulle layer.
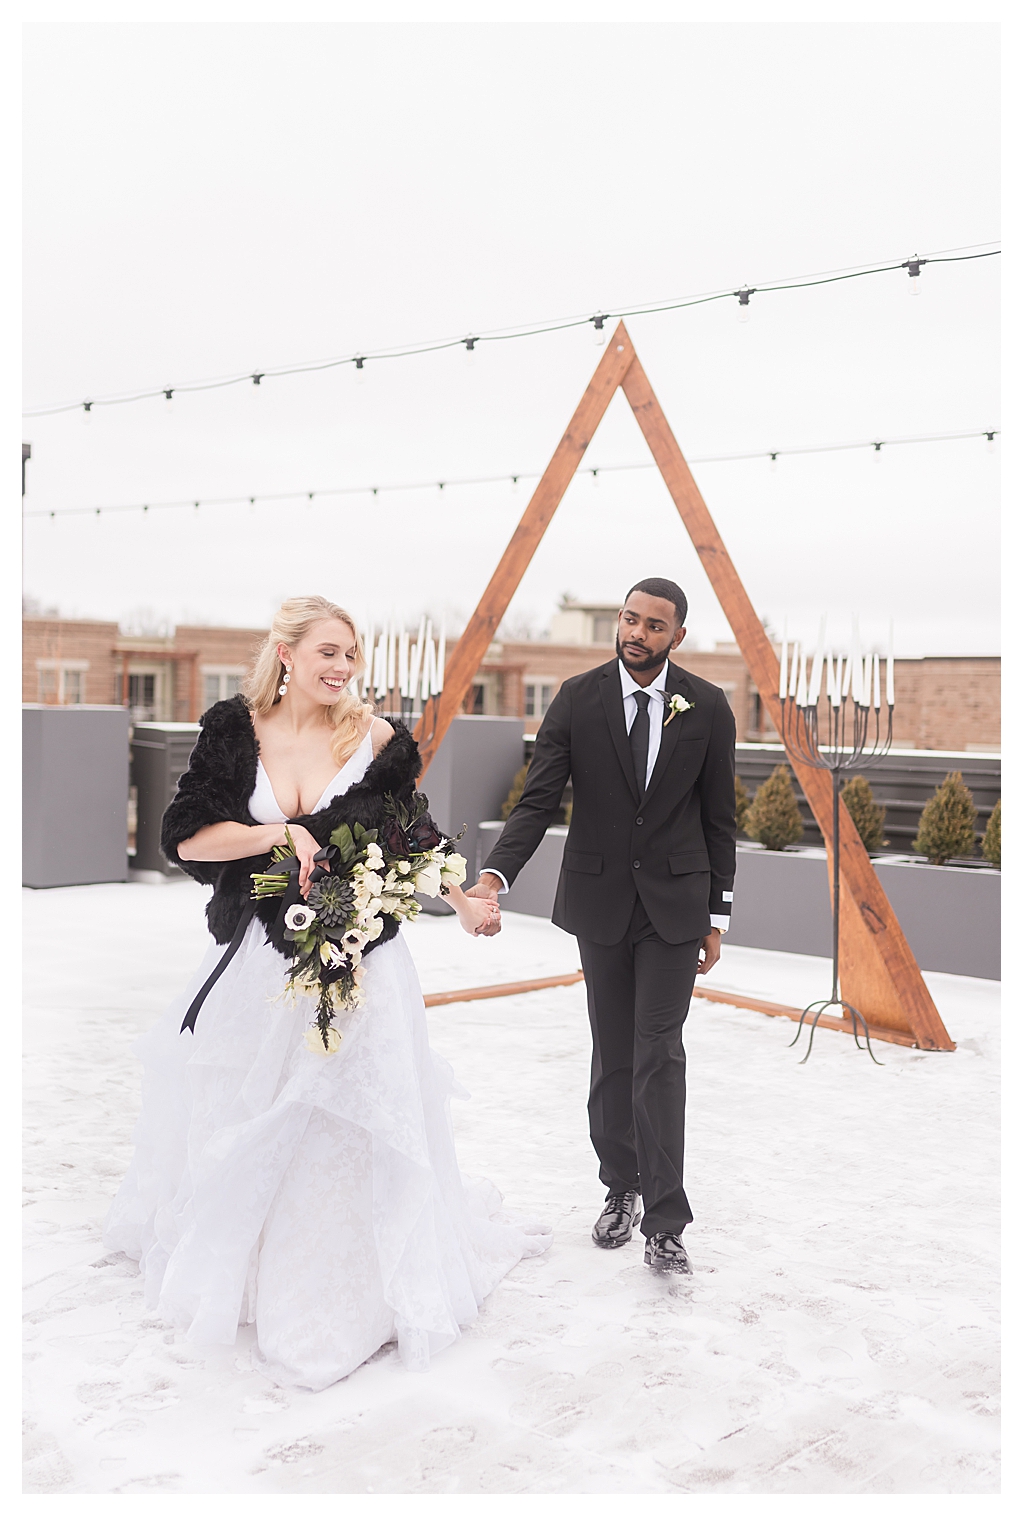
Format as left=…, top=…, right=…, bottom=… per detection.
left=104, top=921, right=551, bottom=1390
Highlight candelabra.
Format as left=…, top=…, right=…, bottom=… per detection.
left=777, top=626, right=895, bottom=1065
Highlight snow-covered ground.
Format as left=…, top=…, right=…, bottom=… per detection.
left=23, top=879, right=999, bottom=1495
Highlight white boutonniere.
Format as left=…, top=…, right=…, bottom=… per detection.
left=664, top=693, right=694, bottom=726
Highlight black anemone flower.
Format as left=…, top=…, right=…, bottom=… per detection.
left=307, top=874, right=356, bottom=927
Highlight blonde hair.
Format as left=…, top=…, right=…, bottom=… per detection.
left=244, top=595, right=375, bottom=768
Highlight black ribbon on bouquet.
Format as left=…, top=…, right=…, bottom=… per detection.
left=180, top=845, right=335, bottom=1035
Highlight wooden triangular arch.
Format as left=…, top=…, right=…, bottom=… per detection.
left=414, top=322, right=954, bottom=1051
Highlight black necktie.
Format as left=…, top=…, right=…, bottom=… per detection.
left=630, top=691, right=650, bottom=796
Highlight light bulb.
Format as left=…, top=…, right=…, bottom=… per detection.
left=903, top=257, right=924, bottom=295
left=164, top=389, right=174, bottom=413
left=769, top=453, right=778, bottom=472
left=591, top=469, right=599, bottom=488
left=736, top=288, right=753, bottom=324
left=82, top=402, right=93, bottom=426
left=354, top=356, right=366, bottom=386
left=464, top=337, right=477, bottom=364
left=592, top=315, right=606, bottom=347
left=986, top=432, right=996, bottom=454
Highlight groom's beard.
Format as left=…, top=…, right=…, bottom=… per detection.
left=616, top=632, right=674, bottom=674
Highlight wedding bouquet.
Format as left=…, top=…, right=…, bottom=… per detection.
left=251, top=800, right=466, bottom=1055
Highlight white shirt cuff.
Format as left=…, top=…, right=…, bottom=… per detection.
left=480, top=869, right=509, bottom=894
left=709, top=914, right=730, bottom=933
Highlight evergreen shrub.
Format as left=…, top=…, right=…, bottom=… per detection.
left=982, top=798, right=1000, bottom=868
left=840, top=775, right=887, bottom=852
left=745, top=764, right=804, bottom=851
left=735, top=775, right=752, bottom=836
left=913, top=771, right=978, bottom=864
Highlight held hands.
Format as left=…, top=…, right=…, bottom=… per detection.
left=697, top=928, right=721, bottom=975
left=461, top=875, right=503, bottom=936
left=449, top=883, right=502, bottom=937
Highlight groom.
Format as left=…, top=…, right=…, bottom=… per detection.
left=466, top=578, right=736, bottom=1274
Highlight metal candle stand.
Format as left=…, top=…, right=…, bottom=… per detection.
left=778, top=636, right=894, bottom=1065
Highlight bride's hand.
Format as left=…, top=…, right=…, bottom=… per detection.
left=286, top=824, right=326, bottom=898
left=448, top=885, right=501, bottom=937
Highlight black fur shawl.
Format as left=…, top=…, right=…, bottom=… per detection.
left=161, top=694, right=423, bottom=948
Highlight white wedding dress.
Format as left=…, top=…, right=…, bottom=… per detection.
left=104, top=729, right=552, bottom=1390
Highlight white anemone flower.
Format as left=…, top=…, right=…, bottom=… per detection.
left=284, top=903, right=316, bottom=931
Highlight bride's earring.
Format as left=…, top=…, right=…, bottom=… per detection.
left=278, top=666, right=292, bottom=698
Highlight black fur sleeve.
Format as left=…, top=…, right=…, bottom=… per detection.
left=160, top=696, right=260, bottom=883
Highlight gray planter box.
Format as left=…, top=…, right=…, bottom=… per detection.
left=23, top=704, right=130, bottom=887
left=476, top=823, right=1000, bottom=980
left=131, top=723, right=202, bottom=874
left=478, top=820, right=568, bottom=918
left=416, top=716, right=525, bottom=915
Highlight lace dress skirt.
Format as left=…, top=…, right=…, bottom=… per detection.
left=104, top=920, right=552, bottom=1390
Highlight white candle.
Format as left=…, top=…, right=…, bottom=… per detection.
left=796, top=651, right=809, bottom=707
left=409, top=616, right=425, bottom=706
left=779, top=636, right=788, bottom=700
left=788, top=641, right=800, bottom=699
left=386, top=625, right=396, bottom=695
left=436, top=615, right=446, bottom=693
left=872, top=652, right=881, bottom=709
left=886, top=621, right=895, bottom=705
left=808, top=616, right=826, bottom=705
left=398, top=630, right=409, bottom=698
left=421, top=623, right=434, bottom=703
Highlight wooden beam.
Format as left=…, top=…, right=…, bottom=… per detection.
left=619, top=337, right=954, bottom=1050
left=413, top=331, right=638, bottom=770
left=421, top=969, right=931, bottom=1049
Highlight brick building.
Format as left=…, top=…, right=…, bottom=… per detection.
left=22, top=608, right=1000, bottom=752
left=22, top=618, right=266, bottom=722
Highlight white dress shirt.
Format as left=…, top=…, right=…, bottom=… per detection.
left=483, top=658, right=730, bottom=933
left=619, top=658, right=669, bottom=789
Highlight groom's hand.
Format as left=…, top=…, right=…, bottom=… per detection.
left=697, top=928, right=721, bottom=975
left=463, top=874, right=503, bottom=935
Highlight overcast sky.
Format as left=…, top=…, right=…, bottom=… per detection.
left=22, top=21, right=999, bottom=657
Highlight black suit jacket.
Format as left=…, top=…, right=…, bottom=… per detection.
left=482, top=659, right=736, bottom=946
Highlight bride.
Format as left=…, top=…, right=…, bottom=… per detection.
left=104, top=594, right=551, bottom=1391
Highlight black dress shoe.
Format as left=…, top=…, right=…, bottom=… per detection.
left=592, top=1190, right=642, bottom=1249
left=643, top=1232, right=692, bottom=1274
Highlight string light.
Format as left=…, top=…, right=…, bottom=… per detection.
left=354, top=355, right=366, bottom=386
left=464, top=337, right=477, bottom=363
left=164, top=389, right=174, bottom=411
left=592, top=314, right=606, bottom=347
left=902, top=257, right=927, bottom=295
left=22, top=426, right=1000, bottom=521
left=986, top=431, right=996, bottom=453
left=769, top=452, right=778, bottom=471
left=25, top=243, right=999, bottom=419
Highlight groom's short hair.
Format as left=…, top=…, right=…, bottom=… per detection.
left=625, top=577, right=688, bottom=627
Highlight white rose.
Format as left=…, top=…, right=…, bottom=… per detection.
left=304, top=1024, right=343, bottom=1056
left=396, top=860, right=411, bottom=875
left=365, top=842, right=384, bottom=863
left=365, top=914, right=385, bottom=941
left=414, top=858, right=443, bottom=898
left=440, top=852, right=467, bottom=888
left=284, top=903, right=317, bottom=931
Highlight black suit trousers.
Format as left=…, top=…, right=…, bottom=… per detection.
left=577, top=893, right=702, bottom=1237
